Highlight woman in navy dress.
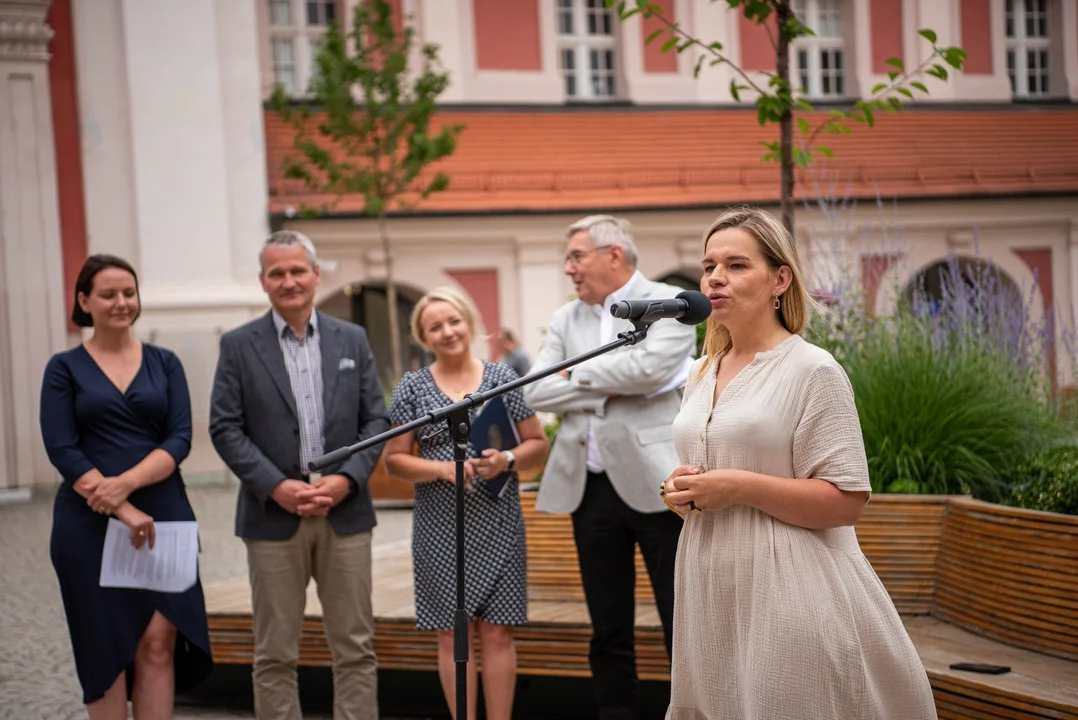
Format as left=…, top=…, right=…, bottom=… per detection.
left=40, top=254, right=213, bottom=719
left=383, top=286, right=549, bottom=720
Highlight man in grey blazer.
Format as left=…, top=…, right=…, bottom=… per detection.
left=209, top=230, right=389, bottom=720
left=523, top=215, right=695, bottom=720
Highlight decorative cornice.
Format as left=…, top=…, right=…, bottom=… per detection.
left=0, top=5, right=53, bottom=63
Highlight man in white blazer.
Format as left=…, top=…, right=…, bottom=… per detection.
left=523, top=215, right=696, bottom=720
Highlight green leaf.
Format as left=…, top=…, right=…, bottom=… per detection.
left=871, top=82, right=888, bottom=94
left=911, top=81, right=929, bottom=94
left=729, top=78, right=741, bottom=102
left=927, top=64, right=949, bottom=80
left=885, top=57, right=905, bottom=72
left=817, top=146, right=835, bottom=158
left=918, top=28, right=938, bottom=44
left=862, top=107, right=875, bottom=127
left=645, top=28, right=665, bottom=44
left=797, top=117, right=810, bottom=135
left=661, top=37, right=678, bottom=52
left=897, top=87, right=913, bottom=99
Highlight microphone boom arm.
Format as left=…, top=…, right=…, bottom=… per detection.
left=307, top=315, right=658, bottom=720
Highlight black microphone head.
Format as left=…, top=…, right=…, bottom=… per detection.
left=676, top=290, right=713, bottom=325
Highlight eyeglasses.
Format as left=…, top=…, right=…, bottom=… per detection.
left=564, top=246, right=613, bottom=268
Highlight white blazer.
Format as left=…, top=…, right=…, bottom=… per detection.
left=523, top=273, right=697, bottom=514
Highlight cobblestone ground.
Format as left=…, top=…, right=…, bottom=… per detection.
left=0, top=483, right=414, bottom=720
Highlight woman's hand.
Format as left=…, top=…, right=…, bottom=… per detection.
left=82, top=475, right=136, bottom=515
left=660, top=465, right=700, bottom=518
left=115, top=503, right=155, bottom=550
left=438, top=459, right=477, bottom=489
left=662, top=468, right=741, bottom=516
left=473, top=449, right=508, bottom=480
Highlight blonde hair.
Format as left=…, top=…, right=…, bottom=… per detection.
left=695, top=206, right=814, bottom=380
left=410, top=285, right=480, bottom=351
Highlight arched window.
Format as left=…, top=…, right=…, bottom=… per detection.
left=657, top=272, right=698, bottom=292
left=902, top=257, right=1026, bottom=334
left=319, top=282, right=432, bottom=390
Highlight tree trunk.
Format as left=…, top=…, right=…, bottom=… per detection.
left=776, top=0, right=795, bottom=236
left=379, top=211, right=403, bottom=383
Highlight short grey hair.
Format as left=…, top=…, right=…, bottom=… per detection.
left=259, top=230, right=318, bottom=271
left=566, top=214, right=638, bottom=268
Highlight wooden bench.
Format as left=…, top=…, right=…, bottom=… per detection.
left=523, top=490, right=950, bottom=614
left=202, top=492, right=1078, bottom=720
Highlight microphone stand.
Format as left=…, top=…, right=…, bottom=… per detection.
left=309, top=310, right=668, bottom=720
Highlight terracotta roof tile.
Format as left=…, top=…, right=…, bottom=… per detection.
left=264, top=107, right=1078, bottom=215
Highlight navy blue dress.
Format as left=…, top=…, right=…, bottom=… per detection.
left=40, top=343, right=213, bottom=704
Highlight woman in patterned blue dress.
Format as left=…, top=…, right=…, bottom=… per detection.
left=384, top=286, right=549, bottom=720
left=39, top=254, right=212, bottom=719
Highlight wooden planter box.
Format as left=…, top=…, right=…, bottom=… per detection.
left=932, top=498, right=1078, bottom=662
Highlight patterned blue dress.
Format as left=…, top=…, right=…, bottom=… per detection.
left=40, top=344, right=213, bottom=704
left=388, top=361, right=533, bottom=631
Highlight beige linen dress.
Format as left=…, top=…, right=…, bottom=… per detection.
left=667, top=334, right=936, bottom=720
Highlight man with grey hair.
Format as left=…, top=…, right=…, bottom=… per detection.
left=210, top=229, right=390, bottom=720
left=523, top=215, right=695, bottom=720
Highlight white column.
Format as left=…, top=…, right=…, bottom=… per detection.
left=0, top=0, right=68, bottom=491
left=215, top=0, right=271, bottom=284
left=72, top=0, right=269, bottom=480
left=1062, top=0, right=1078, bottom=101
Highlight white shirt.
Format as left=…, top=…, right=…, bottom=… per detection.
left=584, top=271, right=692, bottom=473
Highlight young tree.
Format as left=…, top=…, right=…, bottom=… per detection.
left=272, top=0, right=462, bottom=383
left=607, top=0, right=967, bottom=235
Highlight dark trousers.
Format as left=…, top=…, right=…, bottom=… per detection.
left=571, top=471, right=683, bottom=720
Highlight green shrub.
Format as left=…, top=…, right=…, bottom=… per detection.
left=833, top=310, right=1065, bottom=501
left=806, top=254, right=1070, bottom=502
left=1003, top=445, right=1078, bottom=515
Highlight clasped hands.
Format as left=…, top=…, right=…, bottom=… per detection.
left=660, top=465, right=740, bottom=518
left=272, top=475, right=352, bottom=517
left=438, top=449, right=510, bottom=489
left=80, top=475, right=154, bottom=549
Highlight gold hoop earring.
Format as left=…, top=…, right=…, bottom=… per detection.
left=773, top=294, right=781, bottom=310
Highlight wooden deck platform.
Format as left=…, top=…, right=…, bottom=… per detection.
left=204, top=536, right=1078, bottom=719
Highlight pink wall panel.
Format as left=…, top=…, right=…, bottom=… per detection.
left=643, top=0, right=678, bottom=73
left=959, top=0, right=994, bottom=74
left=474, top=0, right=542, bottom=71
left=870, top=0, right=905, bottom=74
left=738, top=12, right=775, bottom=72
left=46, top=0, right=89, bottom=332
left=445, top=269, right=502, bottom=360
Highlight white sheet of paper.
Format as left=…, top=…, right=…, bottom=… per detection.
left=99, top=518, right=199, bottom=593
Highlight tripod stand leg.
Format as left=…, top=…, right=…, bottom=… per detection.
left=448, top=411, right=471, bottom=720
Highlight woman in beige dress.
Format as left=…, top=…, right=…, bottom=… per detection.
left=660, top=207, right=936, bottom=720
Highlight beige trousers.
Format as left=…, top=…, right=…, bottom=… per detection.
left=245, top=516, right=377, bottom=720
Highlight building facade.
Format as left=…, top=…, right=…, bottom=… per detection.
left=1, top=0, right=1077, bottom=491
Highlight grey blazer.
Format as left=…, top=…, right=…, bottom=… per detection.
left=523, top=273, right=697, bottom=515
left=209, top=310, right=390, bottom=541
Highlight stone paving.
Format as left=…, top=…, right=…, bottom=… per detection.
left=0, top=482, right=415, bottom=720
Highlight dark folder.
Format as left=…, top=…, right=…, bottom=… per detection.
left=469, top=395, right=520, bottom=500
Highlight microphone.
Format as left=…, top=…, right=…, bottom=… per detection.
left=610, top=290, right=712, bottom=326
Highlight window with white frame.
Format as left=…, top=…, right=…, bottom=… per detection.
left=792, top=0, right=846, bottom=99
left=267, top=0, right=340, bottom=96
left=557, top=0, right=619, bottom=101
left=1006, top=0, right=1051, bottom=98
